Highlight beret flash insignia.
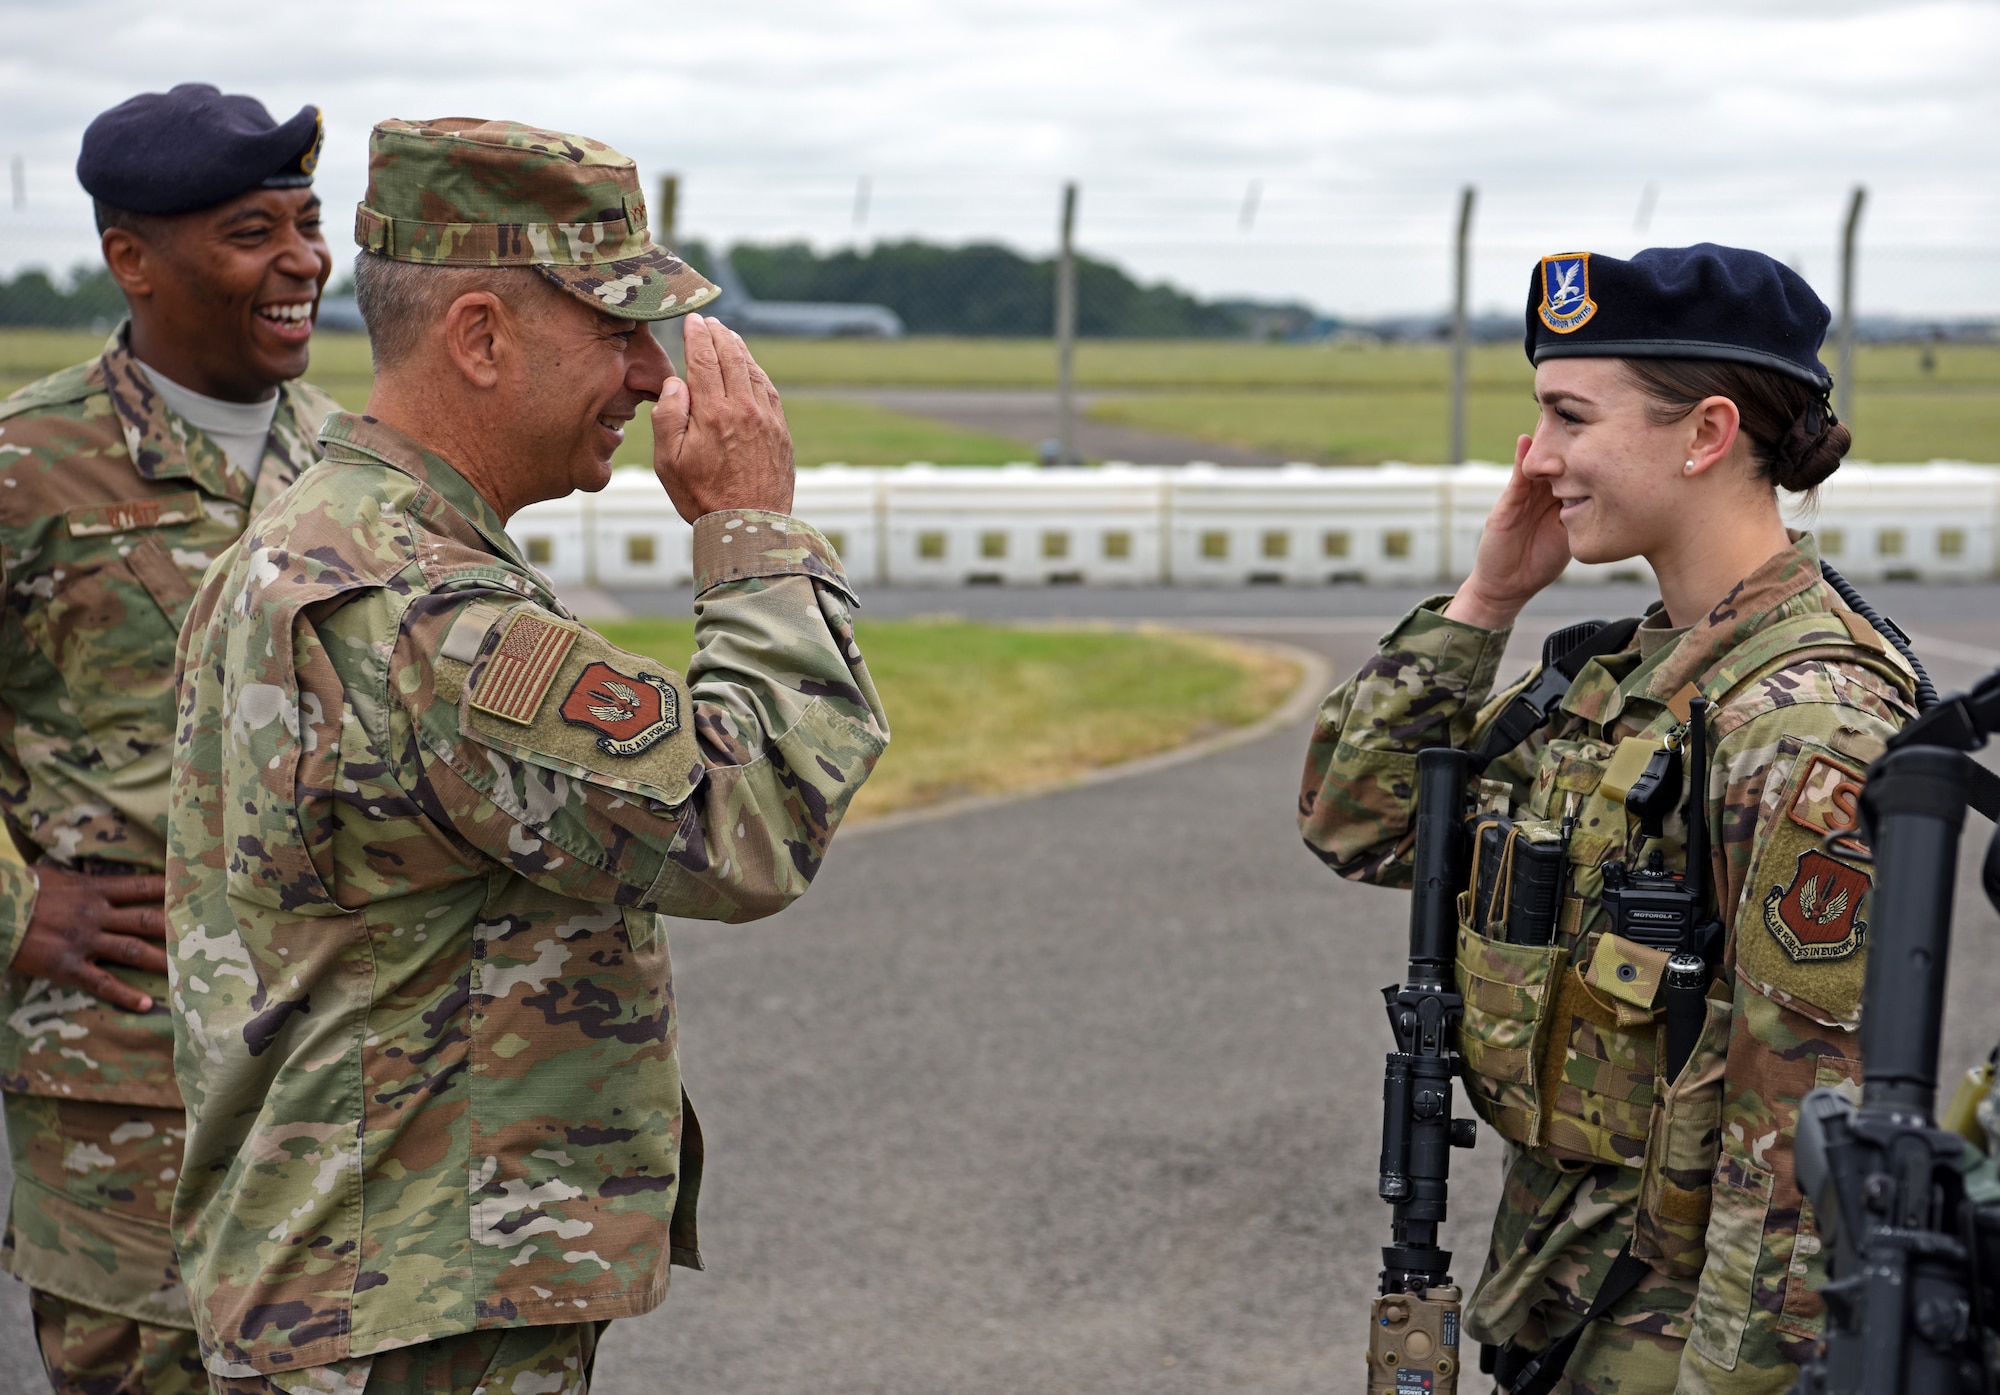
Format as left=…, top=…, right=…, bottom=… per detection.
left=1538, top=252, right=1598, bottom=334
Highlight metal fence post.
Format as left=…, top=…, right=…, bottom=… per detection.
left=1448, top=185, right=1475, bottom=465
left=658, top=174, right=684, bottom=371
left=1056, top=182, right=1078, bottom=466
left=1838, top=185, right=1866, bottom=427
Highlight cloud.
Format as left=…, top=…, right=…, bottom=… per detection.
left=1, top=0, right=1995, bottom=315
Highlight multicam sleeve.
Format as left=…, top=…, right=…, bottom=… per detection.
left=0, top=857, right=34, bottom=970
left=1679, top=701, right=1898, bottom=1390
left=389, top=509, right=888, bottom=922
left=1297, top=597, right=1520, bottom=887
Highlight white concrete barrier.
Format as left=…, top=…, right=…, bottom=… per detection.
left=1169, top=464, right=1448, bottom=585
left=794, top=465, right=885, bottom=585
left=882, top=464, right=1166, bottom=586
left=1788, top=463, right=2000, bottom=583
left=506, top=461, right=2000, bottom=588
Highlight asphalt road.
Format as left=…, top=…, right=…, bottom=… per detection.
left=4, top=585, right=2000, bottom=1393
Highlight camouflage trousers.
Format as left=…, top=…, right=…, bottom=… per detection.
left=1488, top=1262, right=1687, bottom=1395
left=31, top=1289, right=206, bottom=1395
left=208, top=1322, right=605, bottom=1395
left=3, top=1092, right=197, bottom=1392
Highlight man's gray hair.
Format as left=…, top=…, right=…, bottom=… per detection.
left=351, top=252, right=562, bottom=367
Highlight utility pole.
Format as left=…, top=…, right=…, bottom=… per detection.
left=1837, top=185, right=1865, bottom=426
left=853, top=175, right=871, bottom=229
left=1055, top=181, right=1078, bottom=466
left=1448, top=185, right=1475, bottom=465
left=9, top=156, right=23, bottom=211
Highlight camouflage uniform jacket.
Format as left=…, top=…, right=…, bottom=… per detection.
left=1299, top=536, right=1915, bottom=1392
left=166, top=411, right=889, bottom=1377
left=0, top=327, right=336, bottom=1106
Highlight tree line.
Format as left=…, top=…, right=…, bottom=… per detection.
left=0, top=243, right=1315, bottom=339
left=682, top=239, right=1291, bottom=339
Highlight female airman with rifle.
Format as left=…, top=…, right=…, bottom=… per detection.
left=1301, top=245, right=1922, bottom=1394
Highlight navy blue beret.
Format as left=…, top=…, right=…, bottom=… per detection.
left=1523, top=243, right=1833, bottom=391
left=77, top=83, right=322, bottom=217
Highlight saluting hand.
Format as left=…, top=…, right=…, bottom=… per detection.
left=12, top=865, right=169, bottom=1014
left=1445, top=433, right=1572, bottom=630
left=651, top=313, right=795, bottom=523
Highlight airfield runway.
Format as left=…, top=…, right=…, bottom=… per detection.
left=3, top=584, right=1998, bottom=1393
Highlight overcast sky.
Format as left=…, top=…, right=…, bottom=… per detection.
left=2, top=0, right=1996, bottom=318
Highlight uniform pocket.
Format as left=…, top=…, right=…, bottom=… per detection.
left=19, top=554, right=181, bottom=772
left=1634, top=990, right=1731, bottom=1277
left=1454, top=921, right=1566, bottom=1146
left=1540, top=952, right=1659, bottom=1167
left=1688, top=1152, right=1776, bottom=1371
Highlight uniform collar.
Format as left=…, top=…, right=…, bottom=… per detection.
left=1637, top=532, right=1828, bottom=705
left=1559, top=533, right=1827, bottom=730
left=316, top=411, right=528, bottom=568
left=93, top=321, right=321, bottom=504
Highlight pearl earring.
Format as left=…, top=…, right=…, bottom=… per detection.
left=1684, top=460, right=1695, bottom=474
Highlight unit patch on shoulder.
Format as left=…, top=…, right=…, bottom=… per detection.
left=560, top=660, right=681, bottom=757
left=1764, top=847, right=1870, bottom=963
left=1538, top=253, right=1597, bottom=335
left=468, top=609, right=578, bottom=725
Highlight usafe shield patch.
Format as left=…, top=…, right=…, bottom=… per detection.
left=1538, top=252, right=1597, bottom=334
left=560, top=660, right=681, bottom=756
left=468, top=609, right=577, bottom=725
left=1764, top=847, right=1870, bottom=963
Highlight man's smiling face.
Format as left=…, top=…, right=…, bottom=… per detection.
left=126, top=186, right=332, bottom=400
left=506, top=286, right=673, bottom=504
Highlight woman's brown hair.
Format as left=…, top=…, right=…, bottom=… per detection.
left=1621, top=358, right=1849, bottom=494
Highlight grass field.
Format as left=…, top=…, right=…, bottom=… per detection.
left=4, top=328, right=1996, bottom=464
left=596, top=618, right=1301, bottom=822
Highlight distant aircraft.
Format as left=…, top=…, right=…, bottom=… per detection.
left=702, top=254, right=905, bottom=338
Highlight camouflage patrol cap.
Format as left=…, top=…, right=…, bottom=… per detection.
left=355, top=118, right=718, bottom=321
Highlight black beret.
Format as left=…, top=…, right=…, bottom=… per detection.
left=77, top=83, right=322, bottom=217
left=1524, top=243, right=1833, bottom=391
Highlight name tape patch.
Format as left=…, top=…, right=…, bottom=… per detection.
left=468, top=610, right=577, bottom=725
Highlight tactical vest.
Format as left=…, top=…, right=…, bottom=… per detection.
left=1451, top=608, right=1916, bottom=1278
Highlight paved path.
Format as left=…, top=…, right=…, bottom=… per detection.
left=3, top=589, right=1999, bottom=1393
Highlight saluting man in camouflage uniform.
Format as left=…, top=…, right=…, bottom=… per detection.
left=167, top=118, right=890, bottom=1395
left=0, top=85, right=337, bottom=1394
left=1301, top=247, right=1918, bottom=1393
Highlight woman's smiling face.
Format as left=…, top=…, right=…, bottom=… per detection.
left=1521, top=358, right=1695, bottom=566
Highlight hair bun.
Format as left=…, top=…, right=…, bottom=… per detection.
left=1772, top=408, right=1849, bottom=492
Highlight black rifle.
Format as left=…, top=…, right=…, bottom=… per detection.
left=1794, top=665, right=2000, bottom=1395
left=1367, top=746, right=1480, bottom=1394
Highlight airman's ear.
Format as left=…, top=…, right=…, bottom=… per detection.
left=441, top=291, right=507, bottom=391
left=100, top=228, right=154, bottom=300
left=1682, top=395, right=1743, bottom=480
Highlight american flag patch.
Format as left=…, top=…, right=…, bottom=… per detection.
left=468, top=610, right=577, bottom=725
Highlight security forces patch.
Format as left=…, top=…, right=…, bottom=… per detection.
left=1764, top=847, right=1870, bottom=963
left=559, top=661, right=681, bottom=757
left=1538, top=253, right=1597, bottom=334
left=1786, top=753, right=1865, bottom=837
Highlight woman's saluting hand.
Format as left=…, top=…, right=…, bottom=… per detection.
left=1445, top=433, right=1572, bottom=630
